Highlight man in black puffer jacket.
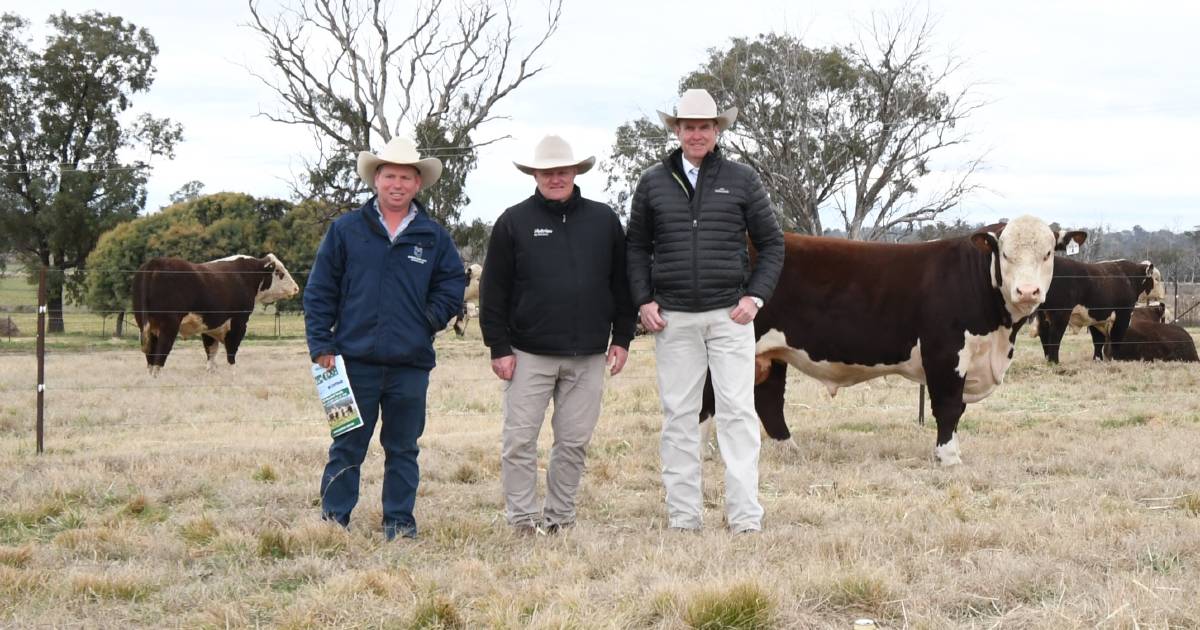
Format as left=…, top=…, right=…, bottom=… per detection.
left=481, top=135, right=637, bottom=535
left=627, top=89, right=784, bottom=534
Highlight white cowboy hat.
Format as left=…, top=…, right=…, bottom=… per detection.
left=657, top=88, right=738, bottom=131
left=356, top=137, right=443, bottom=191
left=512, top=135, right=595, bottom=175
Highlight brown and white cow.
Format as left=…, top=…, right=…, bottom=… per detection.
left=132, top=254, right=299, bottom=375
left=702, top=215, right=1086, bottom=465
left=1111, top=317, right=1198, bottom=362
left=452, top=263, right=483, bottom=337
left=1034, top=258, right=1163, bottom=362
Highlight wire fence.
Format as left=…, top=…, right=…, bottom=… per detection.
left=2, top=264, right=1198, bottom=452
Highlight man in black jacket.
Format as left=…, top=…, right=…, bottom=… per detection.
left=480, top=135, right=637, bottom=535
left=626, top=89, right=784, bottom=534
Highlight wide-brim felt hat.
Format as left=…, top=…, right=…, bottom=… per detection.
left=512, top=135, right=595, bottom=175
left=657, top=88, right=738, bottom=131
left=357, top=137, right=443, bottom=191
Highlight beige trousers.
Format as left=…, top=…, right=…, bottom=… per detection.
left=655, top=308, right=763, bottom=532
left=501, top=349, right=606, bottom=528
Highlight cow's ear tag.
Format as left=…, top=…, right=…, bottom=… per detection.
left=1065, top=240, right=1080, bottom=256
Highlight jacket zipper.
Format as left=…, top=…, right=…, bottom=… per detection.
left=690, top=163, right=704, bottom=311
left=563, top=211, right=581, bottom=355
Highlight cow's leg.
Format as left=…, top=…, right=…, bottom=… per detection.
left=1105, top=311, right=1132, bottom=361
left=1088, top=325, right=1108, bottom=361
left=150, top=318, right=181, bottom=376
left=223, top=319, right=248, bottom=366
left=201, top=334, right=221, bottom=371
left=141, top=320, right=159, bottom=373
left=922, top=352, right=968, bottom=465
left=453, top=304, right=467, bottom=337
left=697, top=371, right=719, bottom=459
left=755, top=361, right=792, bottom=444
left=1038, top=312, right=1066, bottom=363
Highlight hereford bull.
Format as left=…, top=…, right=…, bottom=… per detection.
left=1035, top=259, right=1163, bottom=362
left=452, top=263, right=483, bottom=336
left=132, top=254, right=299, bottom=375
left=701, top=215, right=1086, bottom=465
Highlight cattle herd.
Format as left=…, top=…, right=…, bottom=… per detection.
left=130, top=216, right=1195, bottom=465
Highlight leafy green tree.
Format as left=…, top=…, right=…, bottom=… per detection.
left=602, top=118, right=672, bottom=221
left=0, top=11, right=181, bottom=332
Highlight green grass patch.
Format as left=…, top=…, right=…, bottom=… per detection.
left=683, top=582, right=774, bottom=630
left=834, top=422, right=879, bottom=434
left=822, top=573, right=894, bottom=613
left=180, top=516, right=220, bottom=546
left=257, top=527, right=295, bottom=560
left=411, top=596, right=464, bottom=629
left=1100, top=414, right=1151, bottom=429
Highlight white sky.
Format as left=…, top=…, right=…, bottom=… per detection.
left=10, top=0, right=1200, bottom=232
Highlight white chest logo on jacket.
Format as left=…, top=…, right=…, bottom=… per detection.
left=533, top=228, right=553, bottom=237
left=408, top=245, right=427, bottom=264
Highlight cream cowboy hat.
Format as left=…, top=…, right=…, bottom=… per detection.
left=512, top=135, right=595, bottom=175
left=356, top=137, right=443, bottom=191
left=657, top=88, right=738, bottom=131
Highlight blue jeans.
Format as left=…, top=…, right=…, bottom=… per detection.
left=320, top=360, right=429, bottom=534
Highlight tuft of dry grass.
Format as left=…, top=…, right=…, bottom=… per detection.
left=70, top=570, right=157, bottom=601
left=0, top=545, right=32, bottom=568
left=683, top=581, right=775, bottom=630
left=411, top=595, right=465, bottom=629
left=253, top=463, right=279, bottom=483
left=180, top=515, right=219, bottom=546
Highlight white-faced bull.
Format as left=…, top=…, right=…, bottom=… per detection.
left=702, top=215, right=1086, bottom=465
left=132, top=254, right=300, bottom=375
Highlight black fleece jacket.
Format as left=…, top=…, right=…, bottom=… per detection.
left=480, top=186, right=636, bottom=359
left=626, top=147, right=785, bottom=312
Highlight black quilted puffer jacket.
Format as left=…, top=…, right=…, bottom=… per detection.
left=626, top=147, right=785, bottom=312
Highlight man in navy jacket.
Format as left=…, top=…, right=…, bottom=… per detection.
left=305, top=137, right=465, bottom=540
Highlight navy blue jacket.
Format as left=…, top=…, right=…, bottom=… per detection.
left=304, top=198, right=466, bottom=369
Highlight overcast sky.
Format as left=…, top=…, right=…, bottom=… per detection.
left=11, top=0, right=1200, bottom=232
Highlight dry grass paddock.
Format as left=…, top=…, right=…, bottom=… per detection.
left=1, top=321, right=1199, bottom=628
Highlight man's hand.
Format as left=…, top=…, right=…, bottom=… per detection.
left=491, top=355, right=516, bottom=381
left=606, top=346, right=629, bottom=376
left=639, top=301, right=666, bottom=333
left=729, top=296, right=760, bottom=325
left=315, top=354, right=335, bottom=370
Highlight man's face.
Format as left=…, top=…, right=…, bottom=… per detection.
left=533, top=166, right=577, bottom=202
left=675, top=119, right=718, bottom=164
left=374, top=164, right=422, bottom=213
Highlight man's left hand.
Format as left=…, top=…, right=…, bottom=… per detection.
left=729, top=296, right=759, bottom=325
left=606, top=346, right=629, bottom=376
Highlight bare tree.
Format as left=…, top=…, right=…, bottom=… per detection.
left=246, top=0, right=562, bottom=224
left=837, top=9, right=986, bottom=240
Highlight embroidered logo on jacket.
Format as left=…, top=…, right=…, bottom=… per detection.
left=408, top=245, right=427, bottom=264
left=714, top=187, right=730, bottom=194
left=534, top=228, right=553, bottom=237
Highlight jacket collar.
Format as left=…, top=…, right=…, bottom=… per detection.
left=360, top=196, right=434, bottom=238
left=532, top=185, right=582, bottom=213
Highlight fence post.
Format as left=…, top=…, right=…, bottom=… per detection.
left=917, top=384, right=925, bottom=426
left=1174, top=277, right=1179, bottom=323
left=36, top=266, right=46, bottom=455
left=275, top=310, right=281, bottom=338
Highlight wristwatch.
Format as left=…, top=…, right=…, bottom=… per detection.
left=748, top=296, right=764, bottom=308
